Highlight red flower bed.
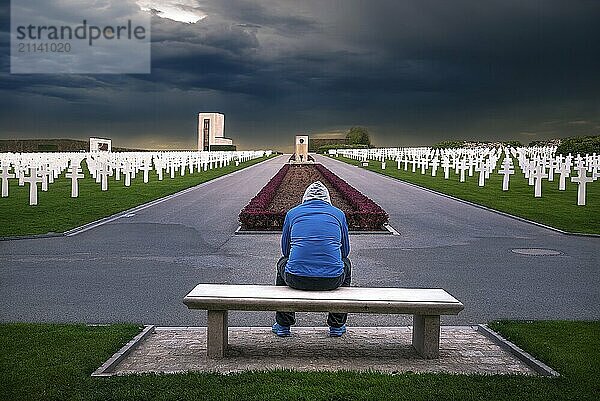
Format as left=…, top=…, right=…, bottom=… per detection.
left=238, top=164, right=290, bottom=230
left=314, top=164, right=389, bottom=231
left=239, top=163, right=388, bottom=231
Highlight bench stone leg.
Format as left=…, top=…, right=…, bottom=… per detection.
left=412, top=314, right=440, bottom=359
left=207, top=310, right=228, bottom=359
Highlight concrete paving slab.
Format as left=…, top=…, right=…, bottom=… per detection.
left=111, top=326, right=537, bottom=375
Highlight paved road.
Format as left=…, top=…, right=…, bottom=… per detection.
left=1, top=154, right=598, bottom=327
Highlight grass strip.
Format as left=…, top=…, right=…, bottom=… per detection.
left=0, top=155, right=273, bottom=237
left=0, top=321, right=597, bottom=401
left=333, top=156, right=600, bottom=234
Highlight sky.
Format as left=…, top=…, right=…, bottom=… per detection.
left=1, top=0, right=599, bottom=151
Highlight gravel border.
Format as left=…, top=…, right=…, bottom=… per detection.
left=477, top=324, right=560, bottom=377
left=91, top=325, right=156, bottom=377
left=96, top=325, right=549, bottom=376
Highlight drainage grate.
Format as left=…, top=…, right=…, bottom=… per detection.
left=511, top=248, right=562, bottom=256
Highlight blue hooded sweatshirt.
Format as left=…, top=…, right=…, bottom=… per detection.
left=281, top=182, right=350, bottom=278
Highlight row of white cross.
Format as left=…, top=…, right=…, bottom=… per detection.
left=333, top=147, right=599, bottom=206
left=0, top=150, right=271, bottom=205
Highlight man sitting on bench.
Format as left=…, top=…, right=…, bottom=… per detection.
left=273, top=181, right=351, bottom=337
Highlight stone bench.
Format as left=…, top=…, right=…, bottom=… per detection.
left=183, top=284, right=464, bottom=359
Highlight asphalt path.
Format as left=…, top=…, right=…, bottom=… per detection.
left=1, top=154, right=598, bottom=327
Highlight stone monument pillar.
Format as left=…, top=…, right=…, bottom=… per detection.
left=295, top=135, right=309, bottom=163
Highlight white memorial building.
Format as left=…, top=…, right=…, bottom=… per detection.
left=89, top=137, right=111, bottom=152
left=198, top=113, right=234, bottom=151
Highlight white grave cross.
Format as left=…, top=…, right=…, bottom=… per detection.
left=498, top=158, right=514, bottom=191
left=122, top=161, right=133, bottom=187
left=557, top=162, right=571, bottom=191
left=23, top=169, right=43, bottom=205
left=475, top=162, right=486, bottom=187
left=441, top=157, right=451, bottom=180
left=98, top=164, right=109, bottom=191
left=141, top=160, right=153, bottom=183
left=571, top=164, right=594, bottom=206
left=531, top=165, right=548, bottom=198
left=0, top=166, right=15, bottom=197
left=65, top=163, right=85, bottom=198
left=430, top=157, right=439, bottom=177
left=458, top=158, right=468, bottom=182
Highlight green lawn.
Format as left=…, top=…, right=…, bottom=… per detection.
left=334, top=156, right=600, bottom=234
left=0, top=155, right=273, bottom=238
left=0, top=321, right=597, bottom=401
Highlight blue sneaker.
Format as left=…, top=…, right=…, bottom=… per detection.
left=272, top=323, right=291, bottom=337
left=329, top=324, right=347, bottom=337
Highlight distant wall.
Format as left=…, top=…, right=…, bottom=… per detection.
left=309, top=138, right=347, bottom=152
left=209, top=144, right=237, bottom=151
left=0, top=139, right=141, bottom=153
left=0, top=139, right=88, bottom=153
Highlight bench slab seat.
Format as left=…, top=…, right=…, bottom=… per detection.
left=183, top=284, right=464, bottom=359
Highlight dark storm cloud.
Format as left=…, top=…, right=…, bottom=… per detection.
left=1, top=0, right=599, bottom=149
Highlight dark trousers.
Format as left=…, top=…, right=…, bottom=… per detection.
left=275, top=256, right=351, bottom=328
